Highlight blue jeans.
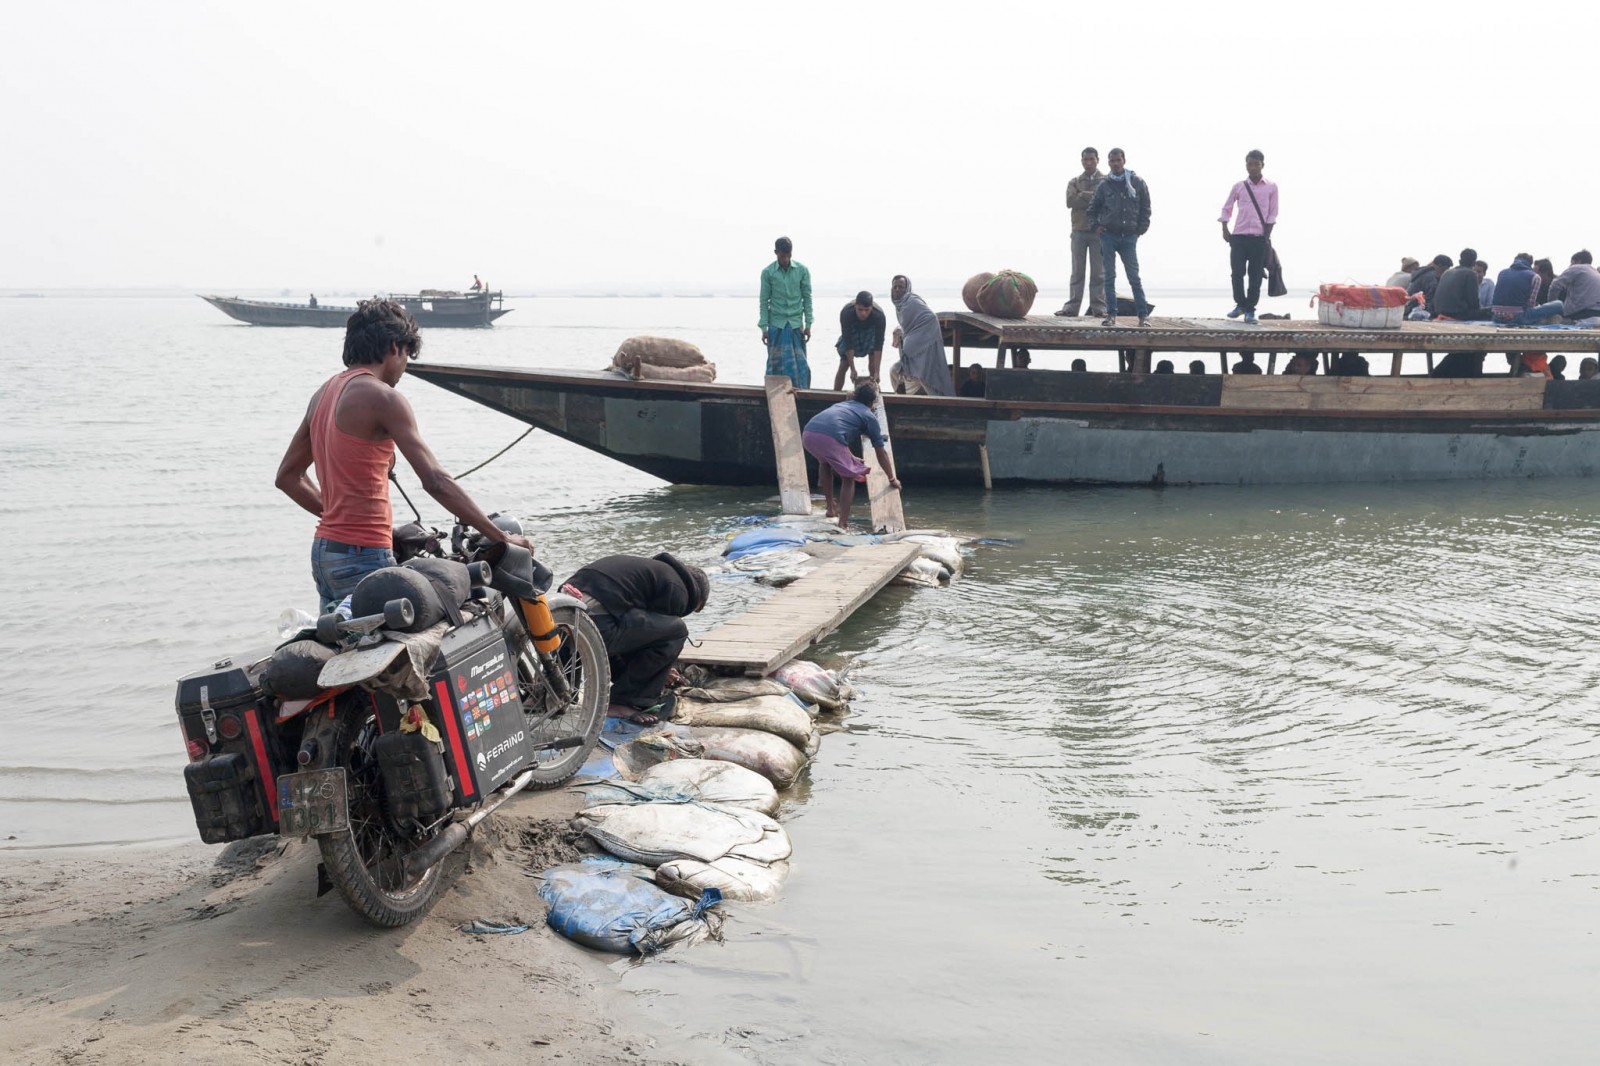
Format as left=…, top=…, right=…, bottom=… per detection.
left=1511, top=301, right=1565, bottom=325
left=311, top=538, right=395, bottom=612
left=1100, top=232, right=1148, bottom=318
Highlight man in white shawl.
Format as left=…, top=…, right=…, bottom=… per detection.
left=889, top=275, right=954, bottom=396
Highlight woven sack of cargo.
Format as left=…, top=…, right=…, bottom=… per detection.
left=672, top=694, right=817, bottom=751
left=962, top=272, right=996, bottom=312
left=657, top=856, right=791, bottom=903
left=898, top=534, right=964, bottom=577
left=576, top=801, right=793, bottom=866
left=611, top=336, right=708, bottom=375
left=976, top=270, right=1038, bottom=318
left=636, top=361, right=717, bottom=383
left=538, top=860, right=722, bottom=954
left=686, top=725, right=810, bottom=789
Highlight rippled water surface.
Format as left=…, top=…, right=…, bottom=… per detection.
left=3, top=295, right=1598, bottom=1063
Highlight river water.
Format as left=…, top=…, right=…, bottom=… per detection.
left=3, top=294, right=1598, bottom=1063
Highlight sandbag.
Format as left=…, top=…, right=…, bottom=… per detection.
left=686, top=726, right=810, bottom=789
left=678, top=678, right=791, bottom=704
left=962, top=272, right=995, bottom=313
left=636, top=362, right=717, bottom=383
left=899, top=534, right=964, bottom=576
left=724, top=527, right=810, bottom=560
left=611, top=336, right=708, bottom=375
left=637, top=759, right=780, bottom=815
left=264, top=639, right=334, bottom=699
left=893, top=556, right=949, bottom=588
left=976, top=270, right=1038, bottom=318
left=575, top=801, right=792, bottom=866
left=575, top=759, right=779, bottom=816
left=673, top=694, right=817, bottom=751
left=770, top=660, right=854, bottom=712
left=657, top=857, right=790, bottom=903
left=611, top=730, right=704, bottom=780
left=538, top=861, right=721, bottom=954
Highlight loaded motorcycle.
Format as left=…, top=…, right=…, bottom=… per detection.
left=175, top=518, right=608, bottom=926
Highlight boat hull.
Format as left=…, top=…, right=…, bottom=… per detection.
left=200, top=294, right=510, bottom=328
left=406, top=364, right=1600, bottom=487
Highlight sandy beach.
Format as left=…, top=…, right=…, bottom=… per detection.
left=0, top=791, right=729, bottom=1066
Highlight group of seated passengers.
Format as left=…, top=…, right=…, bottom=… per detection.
left=951, top=350, right=1600, bottom=397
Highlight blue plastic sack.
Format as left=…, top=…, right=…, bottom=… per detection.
left=538, top=862, right=722, bottom=955
left=723, top=527, right=809, bottom=560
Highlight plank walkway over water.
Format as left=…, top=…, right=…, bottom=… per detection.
left=680, top=541, right=922, bottom=675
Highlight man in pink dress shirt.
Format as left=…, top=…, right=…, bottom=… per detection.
left=1219, top=149, right=1278, bottom=325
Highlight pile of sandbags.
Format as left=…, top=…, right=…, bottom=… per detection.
left=962, top=270, right=1038, bottom=318
left=887, top=529, right=970, bottom=588
left=611, top=336, right=717, bottom=382
left=538, top=858, right=722, bottom=954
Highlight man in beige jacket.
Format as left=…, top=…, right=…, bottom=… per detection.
left=1057, top=147, right=1106, bottom=318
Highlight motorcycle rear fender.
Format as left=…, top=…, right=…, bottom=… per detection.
left=296, top=691, right=366, bottom=771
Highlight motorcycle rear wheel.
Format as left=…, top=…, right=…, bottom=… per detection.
left=317, top=707, right=443, bottom=927
left=519, top=604, right=609, bottom=789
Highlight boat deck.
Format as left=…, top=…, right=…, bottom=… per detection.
left=679, top=542, right=922, bottom=675
left=942, top=312, right=1600, bottom=374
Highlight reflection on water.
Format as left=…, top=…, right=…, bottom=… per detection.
left=5, top=298, right=1600, bottom=1063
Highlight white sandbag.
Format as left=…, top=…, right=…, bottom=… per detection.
left=730, top=548, right=814, bottom=573
left=769, top=660, right=854, bottom=711
left=612, top=730, right=704, bottom=780
left=635, top=758, right=780, bottom=816
left=636, top=361, right=717, bottom=383
left=687, top=726, right=809, bottom=789
left=657, top=857, right=790, bottom=903
left=884, top=528, right=958, bottom=541
left=893, top=557, right=948, bottom=588
left=678, top=677, right=791, bottom=703
left=673, top=694, right=817, bottom=750
left=575, top=801, right=790, bottom=866
left=900, top=535, right=964, bottom=575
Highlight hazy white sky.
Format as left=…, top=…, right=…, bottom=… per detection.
left=2, top=1, right=1592, bottom=296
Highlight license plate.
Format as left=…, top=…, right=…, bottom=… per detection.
left=277, top=768, right=350, bottom=838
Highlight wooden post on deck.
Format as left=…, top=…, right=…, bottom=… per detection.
left=1390, top=352, right=1404, bottom=376
left=861, top=390, right=905, bottom=534
left=765, top=375, right=812, bottom=515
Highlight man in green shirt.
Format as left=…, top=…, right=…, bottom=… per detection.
left=758, top=236, right=814, bottom=387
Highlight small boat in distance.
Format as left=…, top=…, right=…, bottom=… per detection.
left=199, top=289, right=510, bottom=328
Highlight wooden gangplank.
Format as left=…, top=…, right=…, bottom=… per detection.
left=765, top=375, right=812, bottom=515
left=680, top=542, right=922, bottom=675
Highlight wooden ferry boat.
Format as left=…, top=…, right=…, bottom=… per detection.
left=406, top=313, right=1600, bottom=487
left=200, top=290, right=509, bottom=328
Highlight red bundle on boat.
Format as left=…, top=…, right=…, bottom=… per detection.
left=1318, top=284, right=1408, bottom=309
left=1314, top=284, right=1409, bottom=328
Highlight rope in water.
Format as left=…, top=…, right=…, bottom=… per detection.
left=453, top=426, right=536, bottom=479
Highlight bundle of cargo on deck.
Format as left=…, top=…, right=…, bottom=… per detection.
left=610, top=335, right=717, bottom=381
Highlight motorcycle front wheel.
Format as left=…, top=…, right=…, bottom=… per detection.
left=317, top=704, right=443, bottom=927
left=518, top=604, right=609, bottom=789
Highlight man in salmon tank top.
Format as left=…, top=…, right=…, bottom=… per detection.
left=275, top=299, right=534, bottom=610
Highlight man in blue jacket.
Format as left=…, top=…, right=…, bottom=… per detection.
left=1089, top=148, right=1152, bottom=327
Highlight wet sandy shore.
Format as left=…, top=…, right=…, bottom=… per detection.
left=0, top=790, right=737, bottom=1066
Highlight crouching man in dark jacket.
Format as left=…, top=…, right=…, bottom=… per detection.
left=562, top=552, right=710, bottom=724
